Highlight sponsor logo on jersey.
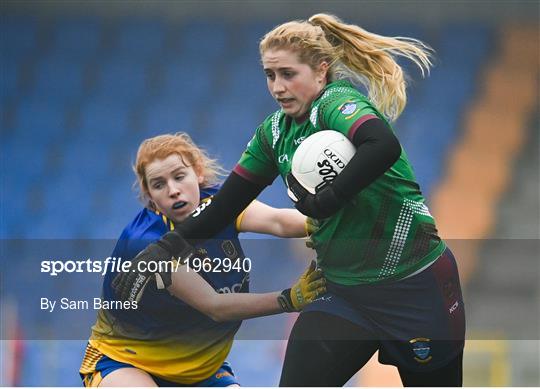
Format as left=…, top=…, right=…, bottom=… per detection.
left=410, top=338, right=432, bottom=363
left=278, top=154, right=290, bottom=163
left=216, top=283, right=244, bottom=294
left=294, top=136, right=306, bottom=146
left=216, top=273, right=249, bottom=294
left=449, top=300, right=459, bottom=314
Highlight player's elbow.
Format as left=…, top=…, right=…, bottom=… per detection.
left=271, top=225, right=288, bottom=238
left=209, top=312, right=227, bottom=322
left=274, top=210, right=307, bottom=238
left=206, top=311, right=225, bottom=322
left=200, top=298, right=230, bottom=322
left=208, top=309, right=233, bottom=323
left=275, top=227, right=306, bottom=238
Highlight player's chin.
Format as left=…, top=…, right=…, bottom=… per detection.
left=283, top=107, right=300, bottom=118
left=288, top=106, right=309, bottom=119
left=170, top=206, right=194, bottom=223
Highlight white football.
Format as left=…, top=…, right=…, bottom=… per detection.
left=289, top=130, right=356, bottom=197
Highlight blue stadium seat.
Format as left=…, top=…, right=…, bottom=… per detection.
left=143, top=96, right=197, bottom=130
left=203, top=101, right=260, bottom=169
left=28, top=214, right=82, bottom=239
left=114, top=19, right=167, bottom=59
left=59, top=145, right=113, bottom=182
left=437, top=24, right=493, bottom=68
left=47, top=18, right=103, bottom=61
left=0, top=182, right=30, bottom=238
left=395, top=24, right=493, bottom=197
left=0, top=57, right=20, bottom=101
left=10, top=99, right=68, bottom=145
left=173, top=20, right=230, bottom=63
left=402, top=101, right=465, bottom=196
left=77, top=98, right=133, bottom=143
left=36, top=172, right=98, bottom=237
left=74, top=174, right=140, bottom=239
left=159, top=59, right=215, bottom=108
left=93, top=58, right=149, bottom=101
left=224, top=58, right=274, bottom=110
left=2, top=148, right=47, bottom=238
left=235, top=21, right=277, bottom=57
left=371, top=22, right=430, bottom=42
left=0, top=15, right=38, bottom=61
left=31, top=57, right=86, bottom=102
left=1, top=138, right=48, bottom=178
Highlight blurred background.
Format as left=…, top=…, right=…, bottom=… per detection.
left=1, top=0, right=538, bottom=386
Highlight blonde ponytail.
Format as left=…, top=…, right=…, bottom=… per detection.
left=260, top=14, right=433, bottom=121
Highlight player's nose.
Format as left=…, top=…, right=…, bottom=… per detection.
left=272, top=77, right=286, bottom=95
left=167, top=182, right=181, bottom=197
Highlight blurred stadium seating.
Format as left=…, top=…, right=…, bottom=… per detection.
left=1, top=2, right=538, bottom=386
left=0, top=16, right=496, bottom=239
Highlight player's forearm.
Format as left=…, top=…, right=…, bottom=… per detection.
left=273, top=209, right=308, bottom=238
left=333, top=117, right=401, bottom=200
left=167, top=266, right=283, bottom=322
left=208, top=292, right=283, bottom=322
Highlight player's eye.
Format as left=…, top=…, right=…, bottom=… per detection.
left=153, top=182, right=164, bottom=189
left=175, top=175, right=185, bottom=181
left=265, top=72, right=275, bottom=80
left=282, top=71, right=295, bottom=79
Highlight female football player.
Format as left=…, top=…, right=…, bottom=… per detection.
left=80, top=133, right=325, bottom=386
left=114, top=14, right=465, bottom=386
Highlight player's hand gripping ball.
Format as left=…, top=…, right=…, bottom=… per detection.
left=286, top=130, right=356, bottom=219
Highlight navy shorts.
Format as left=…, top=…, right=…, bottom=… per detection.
left=304, top=248, right=465, bottom=371
left=81, top=353, right=239, bottom=387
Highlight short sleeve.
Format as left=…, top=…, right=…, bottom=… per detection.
left=319, top=96, right=381, bottom=141
left=234, top=126, right=279, bottom=186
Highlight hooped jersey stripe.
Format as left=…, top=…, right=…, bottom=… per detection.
left=347, top=114, right=379, bottom=141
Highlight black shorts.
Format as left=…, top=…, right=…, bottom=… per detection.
left=304, top=248, right=465, bottom=371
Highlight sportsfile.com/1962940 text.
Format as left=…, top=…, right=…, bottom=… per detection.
left=40, top=256, right=251, bottom=276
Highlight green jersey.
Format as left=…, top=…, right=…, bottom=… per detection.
left=236, top=80, right=445, bottom=285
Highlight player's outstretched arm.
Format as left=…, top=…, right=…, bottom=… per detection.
left=113, top=172, right=267, bottom=302
left=168, top=260, right=325, bottom=322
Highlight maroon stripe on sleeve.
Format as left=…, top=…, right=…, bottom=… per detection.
left=233, top=164, right=276, bottom=186
left=347, top=114, right=379, bottom=142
